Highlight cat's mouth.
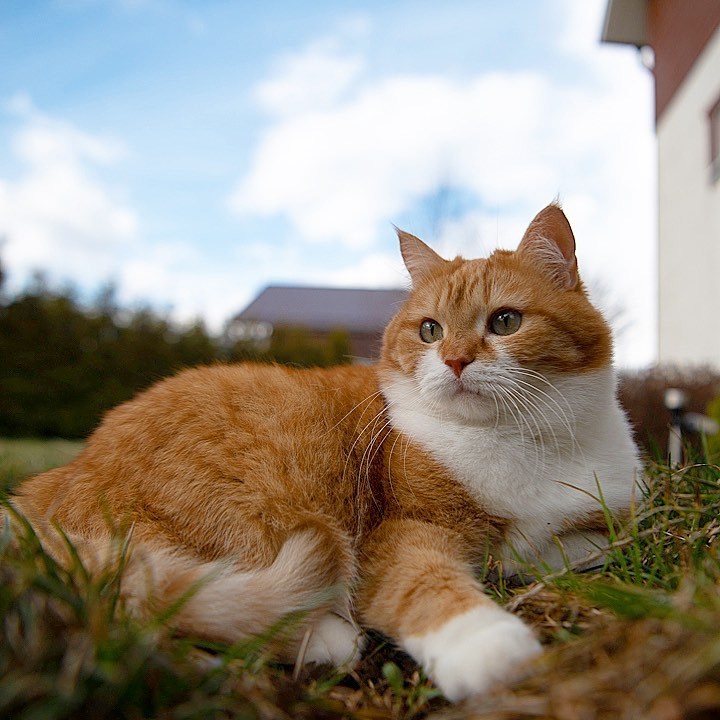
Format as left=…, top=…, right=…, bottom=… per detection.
left=448, top=374, right=507, bottom=404
left=451, top=377, right=486, bottom=398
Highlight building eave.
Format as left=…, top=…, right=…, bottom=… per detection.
left=601, top=0, right=648, bottom=47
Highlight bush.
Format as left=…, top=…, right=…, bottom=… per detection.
left=0, top=287, right=217, bottom=438
left=0, top=280, right=353, bottom=439
left=226, top=326, right=352, bottom=368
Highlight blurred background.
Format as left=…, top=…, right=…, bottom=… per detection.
left=0, top=0, right=718, bottom=461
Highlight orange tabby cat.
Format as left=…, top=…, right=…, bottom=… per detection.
left=7, top=204, right=640, bottom=701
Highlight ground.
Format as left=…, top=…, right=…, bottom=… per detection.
left=1, top=439, right=719, bottom=719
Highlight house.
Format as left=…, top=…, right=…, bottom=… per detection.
left=602, top=0, right=720, bottom=368
left=228, top=286, right=408, bottom=363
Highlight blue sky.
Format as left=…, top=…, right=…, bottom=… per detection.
left=0, top=0, right=656, bottom=366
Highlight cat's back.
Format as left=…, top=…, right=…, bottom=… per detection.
left=98, top=361, right=380, bottom=447
left=15, top=362, right=384, bottom=541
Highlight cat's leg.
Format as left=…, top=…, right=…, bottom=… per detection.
left=6, top=500, right=363, bottom=663
left=357, top=518, right=542, bottom=701
left=500, top=517, right=611, bottom=579
left=131, top=517, right=367, bottom=664
left=504, top=530, right=608, bottom=578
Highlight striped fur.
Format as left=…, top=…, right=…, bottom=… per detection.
left=8, top=204, right=640, bottom=700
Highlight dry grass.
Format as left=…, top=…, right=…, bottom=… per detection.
left=2, top=448, right=720, bottom=719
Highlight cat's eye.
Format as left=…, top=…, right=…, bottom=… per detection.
left=419, top=319, right=443, bottom=343
left=490, top=309, right=522, bottom=336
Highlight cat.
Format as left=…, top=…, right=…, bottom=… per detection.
left=7, top=203, right=640, bottom=702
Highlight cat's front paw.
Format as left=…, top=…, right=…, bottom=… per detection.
left=403, top=605, right=542, bottom=702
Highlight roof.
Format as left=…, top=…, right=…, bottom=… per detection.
left=234, top=286, right=409, bottom=333
left=601, top=0, right=648, bottom=47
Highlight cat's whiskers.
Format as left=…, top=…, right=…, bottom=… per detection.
left=500, top=379, right=560, bottom=452
left=339, top=395, right=389, bottom=515
left=501, top=381, right=560, bottom=459
left=503, top=368, right=583, bottom=458
left=338, top=402, right=382, bottom=480
left=504, top=369, right=577, bottom=435
left=400, top=433, right=413, bottom=495
left=385, top=429, right=409, bottom=508
left=406, top=371, right=451, bottom=426
left=362, top=420, right=391, bottom=481
left=357, top=408, right=391, bottom=475
left=490, top=388, right=502, bottom=430
left=493, top=385, right=545, bottom=473
left=492, top=390, right=525, bottom=442
left=333, top=391, right=387, bottom=515
left=327, top=390, right=384, bottom=436
left=359, top=415, right=394, bottom=483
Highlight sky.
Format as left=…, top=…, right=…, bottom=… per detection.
left=0, top=0, right=656, bottom=367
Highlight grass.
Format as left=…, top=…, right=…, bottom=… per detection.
left=0, top=439, right=83, bottom=491
left=2, top=444, right=720, bottom=719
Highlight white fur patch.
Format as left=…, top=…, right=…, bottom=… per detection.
left=403, top=605, right=542, bottom=701
left=302, top=612, right=365, bottom=667
left=501, top=529, right=609, bottom=578
left=381, top=364, right=641, bottom=567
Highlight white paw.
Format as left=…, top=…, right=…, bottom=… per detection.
left=302, top=613, right=365, bottom=667
left=403, top=605, right=542, bottom=702
left=501, top=530, right=609, bottom=579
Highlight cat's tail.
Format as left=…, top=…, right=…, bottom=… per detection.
left=121, top=526, right=354, bottom=650
left=3, top=505, right=358, bottom=660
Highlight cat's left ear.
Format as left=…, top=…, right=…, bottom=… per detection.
left=517, top=203, right=578, bottom=290
left=395, top=227, right=446, bottom=285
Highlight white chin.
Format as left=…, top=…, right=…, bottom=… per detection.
left=430, top=385, right=498, bottom=424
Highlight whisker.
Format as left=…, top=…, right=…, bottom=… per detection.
left=504, top=370, right=576, bottom=434
left=503, top=368, right=584, bottom=459
left=503, top=381, right=560, bottom=459
left=495, top=385, right=544, bottom=472
left=385, top=429, right=407, bottom=509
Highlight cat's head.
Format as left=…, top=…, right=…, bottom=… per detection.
left=379, top=203, right=613, bottom=424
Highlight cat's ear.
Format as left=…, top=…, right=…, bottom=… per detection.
left=395, top=227, right=446, bottom=285
left=517, top=203, right=578, bottom=290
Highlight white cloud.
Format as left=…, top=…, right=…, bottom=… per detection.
left=255, top=40, right=365, bottom=117
left=230, top=71, right=553, bottom=248
left=114, top=242, right=254, bottom=330
left=0, top=101, right=245, bottom=332
left=0, top=102, right=138, bottom=286
left=0, top=4, right=656, bottom=366
left=433, top=208, right=530, bottom=258
left=229, top=42, right=651, bottom=256
left=229, top=1, right=656, bottom=365
left=312, top=251, right=407, bottom=289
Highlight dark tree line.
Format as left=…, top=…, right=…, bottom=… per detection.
left=0, top=260, right=350, bottom=439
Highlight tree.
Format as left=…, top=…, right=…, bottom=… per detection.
left=0, top=276, right=352, bottom=438
left=227, top=326, right=351, bottom=368
left=0, top=285, right=222, bottom=438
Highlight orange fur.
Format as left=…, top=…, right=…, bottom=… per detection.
left=7, top=204, right=638, bottom=698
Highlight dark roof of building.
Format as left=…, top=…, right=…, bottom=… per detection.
left=235, top=286, right=408, bottom=333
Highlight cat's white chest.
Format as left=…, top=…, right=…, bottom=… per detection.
left=385, top=397, right=561, bottom=518
left=381, top=368, right=639, bottom=554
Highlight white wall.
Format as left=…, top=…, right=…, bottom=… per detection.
left=657, top=26, right=720, bottom=368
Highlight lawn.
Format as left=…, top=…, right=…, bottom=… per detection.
left=2, top=442, right=720, bottom=719
left=0, top=438, right=83, bottom=491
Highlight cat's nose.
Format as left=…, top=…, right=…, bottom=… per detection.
left=444, top=357, right=473, bottom=378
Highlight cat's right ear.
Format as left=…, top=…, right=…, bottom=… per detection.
left=517, top=204, right=579, bottom=290
left=395, top=227, right=446, bottom=285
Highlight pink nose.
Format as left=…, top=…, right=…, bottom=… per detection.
left=445, top=357, right=472, bottom=378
